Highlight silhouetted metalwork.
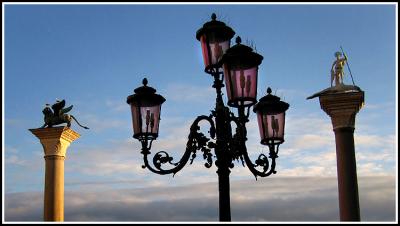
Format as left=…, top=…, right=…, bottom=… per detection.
left=41, top=99, right=89, bottom=129
left=127, top=14, right=289, bottom=222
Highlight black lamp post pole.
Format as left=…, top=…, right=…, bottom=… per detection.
left=212, top=70, right=232, bottom=221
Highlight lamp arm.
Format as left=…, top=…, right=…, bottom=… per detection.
left=229, top=115, right=278, bottom=179
left=141, top=115, right=216, bottom=176
left=241, top=144, right=279, bottom=179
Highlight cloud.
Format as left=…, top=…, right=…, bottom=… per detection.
left=355, top=134, right=395, bottom=149
left=4, top=88, right=396, bottom=204
left=77, top=113, right=126, bottom=132
left=291, top=134, right=333, bottom=150
left=4, top=118, right=27, bottom=128
left=105, top=99, right=128, bottom=113
left=5, top=155, right=26, bottom=166
left=65, top=111, right=396, bottom=187
left=5, top=104, right=396, bottom=197
left=4, top=146, right=27, bottom=166
left=162, top=83, right=215, bottom=104
left=4, top=176, right=396, bottom=222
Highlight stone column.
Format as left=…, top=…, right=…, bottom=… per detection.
left=319, top=90, right=364, bottom=221
left=29, top=126, right=80, bottom=221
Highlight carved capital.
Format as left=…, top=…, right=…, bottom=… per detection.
left=319, top=91, right=364, bottom=130
left=29, top=126, right=80, bottom=157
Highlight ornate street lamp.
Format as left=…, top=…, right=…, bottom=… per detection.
left=127, top=14, right=290, bottom=222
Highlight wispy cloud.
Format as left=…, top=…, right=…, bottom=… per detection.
left=77, top=113, right=126, bottom=132
left=4, top=176, right=396, bottom=222
left=6, top=105, right=395, bottom=195
left=162, top=83, right=215, bottom=104
left=105, top=99, right=128, bottom=113
left=4, top=145, right=39, bottom=168
left=5, top=155, right=26, bottom=166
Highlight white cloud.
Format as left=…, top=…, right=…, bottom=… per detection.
left=355, top=134, right=394, bottom=148
left=162, top=83, right=215, bottom=104
left=105, top=99, right=128, bottom=113
left=4, top=176, right=396, bottom=222
left=5, top=155, right=26, bottom=166
left=4, top=91, right=397, bottom=199
left=6, top=107, right=395, bottom=199
left=77, top=113, right=126, bottom=132
left=4, top=145, right=19, bottom=154
left=279, top=166, right=336, bottom=177
left=291, top=134, right=334, bottom=150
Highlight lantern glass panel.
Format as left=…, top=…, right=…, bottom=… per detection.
left=200, top=35, right=230, bottom=68
left=224, top=65, right=258, bottom=106
left=257, top=111, right=286, bottom=145
left=130, top=104, right=161, bottom=139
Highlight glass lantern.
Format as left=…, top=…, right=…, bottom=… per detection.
left=127, top=78, right=166, bottom=141
left=196, top=13, right=235, bottom=73
left=220, top=36, right=263, bottom=107
left=253, top=87, right=289, bottom=145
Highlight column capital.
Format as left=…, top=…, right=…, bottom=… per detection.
left=29, top=126, right=80, bottom=157
left=319, top=91, right=364, bottom=130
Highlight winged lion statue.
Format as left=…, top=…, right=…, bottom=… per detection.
left=40, top=99, right=89, bottom=129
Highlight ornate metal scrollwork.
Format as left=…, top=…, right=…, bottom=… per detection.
left=140, top=115, right=216, bottom=175
left=254, top=153, right=270, bottom=173
left=153, top=151, right=178, bottom=170
left=139, top=76, right=281, bottom=181
left=229, top=110, right=279, bottom=179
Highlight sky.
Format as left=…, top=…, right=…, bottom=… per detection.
left=3, top=3, right=398, bottom=223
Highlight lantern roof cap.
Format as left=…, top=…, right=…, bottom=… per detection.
left=133, top=78, right=156, bottom=95
left=127, top=78, right=166, bottom=105
left=253, top=87, right=289, bottom=113
left=196, top=13, right=235, bottom=41
left=219, top=36, right=263, bottom=68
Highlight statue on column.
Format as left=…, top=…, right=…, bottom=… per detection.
left=307, top=49, right=361, bottom=100
left=331, top=51, right=347, bottom=87
left=40, top=99, right=89, bottom=129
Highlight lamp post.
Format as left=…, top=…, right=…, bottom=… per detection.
left=127, top=14, right=290, bottom=222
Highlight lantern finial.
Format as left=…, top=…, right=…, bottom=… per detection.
left=142, top=78, right=148, bottom=86
left=267, top=87, right=272, bottom=94
left=211, top=13, right=216, bottom=21
left=236, top=36, right=242, bottom=44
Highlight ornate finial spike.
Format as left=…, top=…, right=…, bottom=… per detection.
left=211, top=13, right=216, bottom=21
left=236, top=36, right=242, bottom=44
left=267, top=87, right=272, bottom=94
left=142, top=78, right=148, bottom=86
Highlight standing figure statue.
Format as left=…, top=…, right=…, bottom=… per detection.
left=331, top=51, right=347, bottom=87
left=40, top=99, right=89, bottom=129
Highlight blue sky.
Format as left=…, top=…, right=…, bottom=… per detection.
left=3, top=3, right=398, bottom=222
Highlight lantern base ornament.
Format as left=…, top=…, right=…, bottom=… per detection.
left=29, top=126, right=80, bottom=221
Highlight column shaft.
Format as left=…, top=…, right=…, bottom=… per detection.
left=334, top=127, right=360, bottom=221
left=44, top=156, right=65, bottom=221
